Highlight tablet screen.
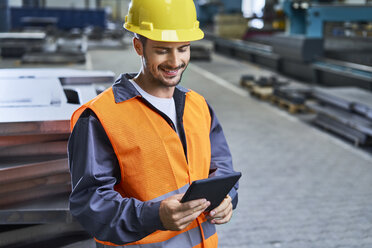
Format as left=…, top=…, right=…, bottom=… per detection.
left=180, top=172, right=241, bottom=211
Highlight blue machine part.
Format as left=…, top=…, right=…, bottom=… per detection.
left=194, top=0, right=242, bottom=25
left=283, top=1, right=372, bottom=38
left=0, top=0, right=10, bottom=32
left=220, top=0, right=242, bottom=13
left=283, top=0, right=307, bottom=35
left=10, top=7, right=106, bottom=30
left=195, top=3, right=220, bottom=25
left=307, top=5, right=372, bottom=38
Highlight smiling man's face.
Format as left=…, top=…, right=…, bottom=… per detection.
left=135, top=38, right=191, bottom=89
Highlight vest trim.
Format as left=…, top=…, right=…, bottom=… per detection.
left=202, top=221, right=216, bottom=240
left=97, top=221, right=216, bottom=248
left=148, top=184, right=189, bottom=203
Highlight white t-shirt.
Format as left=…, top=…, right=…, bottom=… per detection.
left=129, top=79, right=179, bottom=135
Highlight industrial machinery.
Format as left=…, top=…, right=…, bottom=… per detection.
left=10, top=6, right=106, bottom=30
left=283, top=0, right=372, bottom=38
left=198, top=0, right=372, bottom=147
left=214, top=0, right=372, bottom=91
left=195, top=0, right=243, bottom=25
left=0, top=31, right=87, bottom=63
left=0, top=32, right=46, bottom=58
left=1, top=3, right=126, bottom=62
left=282, top=0, right=372, bottom=88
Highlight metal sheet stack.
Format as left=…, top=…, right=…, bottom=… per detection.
left=0, top=32, right=46, bottom=58
left=0, top=30, right=90, bottom=64
left=0, top=68, right=115, bottom=220
left=0, top=122, right=70, bottom=207
left=240, top=75, right=289, bottom=100
left=22, top=31, right=87, bottom=64
left=273, top=85, right=312, bottom=105
left=307, top=88, right=372, bottom=146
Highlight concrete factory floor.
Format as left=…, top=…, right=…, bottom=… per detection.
left=1, top=38, right=372, bottom=248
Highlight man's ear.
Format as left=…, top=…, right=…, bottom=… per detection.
left=133, top=37, right=143, bottom=56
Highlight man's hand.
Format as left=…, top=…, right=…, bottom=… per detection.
left=208, top=195, right=233, bottom=224
left=159, top=194, right=210, bottom=231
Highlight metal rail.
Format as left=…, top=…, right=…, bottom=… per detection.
left=0, top=194, right=71, bottom=224
left=0, top=159, right=68, bottom=185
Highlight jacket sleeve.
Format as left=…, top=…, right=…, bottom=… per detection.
left=207, top=103, right=239, bottom=209
left=68, top=109, right=165, bottom=245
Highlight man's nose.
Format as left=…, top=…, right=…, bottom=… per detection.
left=167, top=51, right=181, bottom=68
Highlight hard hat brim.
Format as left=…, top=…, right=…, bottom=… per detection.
left=124, top=23, right=204, bottom=42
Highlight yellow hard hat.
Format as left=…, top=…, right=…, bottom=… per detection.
left=124, top=0, right=204, bottom=42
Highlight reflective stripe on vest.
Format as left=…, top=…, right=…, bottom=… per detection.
left=71, top=87, right=217, bottom=247
left=97, top=221, right=216, bottom=248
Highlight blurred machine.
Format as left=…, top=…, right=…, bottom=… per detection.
left=0, top=31, right=88, bottom=63
left=282, top=0, right=372, bottom=88
left=0, top=32, right=46, bottom=58
left=283, top=0, right=372, bottom=38
left=194, top=0, right=243, bottom=25
left=0, top=2, right=126, bottom=63
left=10, top=6, right=106, bottom=31
left=213, top=0, right=372, bottom=91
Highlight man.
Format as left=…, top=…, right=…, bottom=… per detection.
left=68, top=0, right=239, bottom=247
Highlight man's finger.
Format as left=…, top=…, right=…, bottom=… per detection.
left=180, top=200, right=210, bottom=219
left=212, top=201, right=232, bottom=218
left=209, top=195, right=231, bottom=217
left=211, top=209, right=233, bottom=225
left=177, top=205, right=209, bottom=227
left=180, top=198, right=208, bottom=211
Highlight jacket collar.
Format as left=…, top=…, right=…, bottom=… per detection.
left=112, top=73, right=189, bottom=103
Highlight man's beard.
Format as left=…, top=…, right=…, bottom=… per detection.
left=144, top=54, right=188, bottom=88
left=158, top=63, right=187, bottom=86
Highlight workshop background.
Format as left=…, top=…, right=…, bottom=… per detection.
left=1, top=0, right=372, bottom=247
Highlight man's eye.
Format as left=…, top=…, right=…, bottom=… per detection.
left=156, top=50, right=167, bottom=54
left=179, top=49, right=187, bottom=53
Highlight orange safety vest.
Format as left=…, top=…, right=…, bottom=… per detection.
left=71, top=87, right=218, bottom=247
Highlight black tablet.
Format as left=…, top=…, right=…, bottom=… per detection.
left=180, top=172, right=241, bottom=211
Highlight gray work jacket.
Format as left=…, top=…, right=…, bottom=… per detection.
left=68, top=73, right=239, bottom=245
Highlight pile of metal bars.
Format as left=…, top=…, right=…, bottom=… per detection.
left=0, top=68, right=115, bottom=247
left=307, top=90, right=372, bottom=146
left=0, top=120, right=70, bottom=207
left=0, top=68, right=114, bottom=217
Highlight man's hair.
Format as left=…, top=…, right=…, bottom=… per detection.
left=134, top=33, right=147, bottom=47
